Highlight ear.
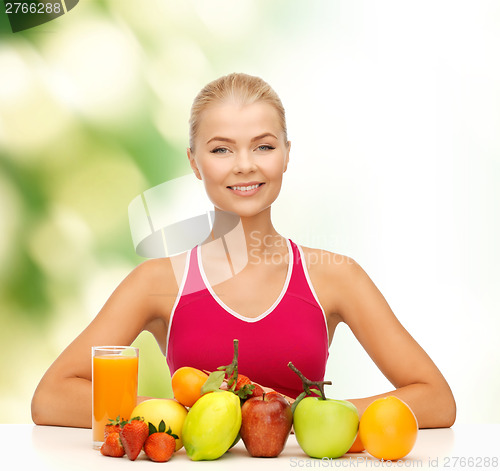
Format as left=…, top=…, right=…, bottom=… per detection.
left=187, top=147, right=202, bottom=180
left=283, top=140, right=291, bottom=173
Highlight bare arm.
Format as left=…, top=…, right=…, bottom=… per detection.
left=306, top=247, right=456, bottom=429
left=336, top=258, right=456, bottom=428
left=31, top=257, right=179, bottom=428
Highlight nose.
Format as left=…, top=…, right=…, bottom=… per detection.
left=233, top=150, right=257, bottom=174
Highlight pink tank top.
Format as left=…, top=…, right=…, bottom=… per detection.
left=166, top=239, right=329, bottom=399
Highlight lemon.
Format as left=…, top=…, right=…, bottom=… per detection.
left=182, top=391, right=241, bottom=460
left=131, top=398, right=188, bottom=451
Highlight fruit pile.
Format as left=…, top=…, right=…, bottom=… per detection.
left=101, top=417, right=177, bottom=462
left=289, top=361, right=418, bottom=460
left=175, top=339, right=293, bottom=460
left=99, top=339, right=418, bottom=462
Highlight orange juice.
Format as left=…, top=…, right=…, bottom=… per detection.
left=92, top=353, right=138, bottom=445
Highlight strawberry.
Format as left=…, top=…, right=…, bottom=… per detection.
left=119, top=417, right=149, bottom=461
left=144, top=432, right=176, bottom=462
left=144, top=420, right=179, bottom=463
left=228, top=373, right=256, bottom=399
left=250, top=383, right=265, bottom=398
left=104, top=416, right=124, bottom=439
left=235, top=374, right=252, bottom=390
left=100, top=432, right=125, bottom=457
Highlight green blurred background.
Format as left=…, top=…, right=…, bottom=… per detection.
left=1, top=1, right=500, bottom=424
left=0, top=0, right=321, bottom=422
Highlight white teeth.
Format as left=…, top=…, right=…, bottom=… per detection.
left=231, top=184, right=260, bottom=191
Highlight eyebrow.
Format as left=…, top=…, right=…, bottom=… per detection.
left=206, top=132, right=278, bottom=145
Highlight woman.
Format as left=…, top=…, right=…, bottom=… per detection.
left=31, top=73, right=456, bottom=429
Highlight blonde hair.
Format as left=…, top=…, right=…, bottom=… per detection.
left=189, top=73, right=287, bottom=151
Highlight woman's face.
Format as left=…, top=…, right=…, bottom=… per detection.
left=188, top=100, right=290, bottom=218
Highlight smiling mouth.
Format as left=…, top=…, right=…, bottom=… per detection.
left=227, top=183, right=264, bottom=192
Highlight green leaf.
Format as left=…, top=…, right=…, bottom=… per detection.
left=291, top=391, right=307, bottom=414
left=310, top=388, right=322, bottom=397
left=226, top=372, right=238, bottom=389
left=148, top=422, right=157, bottom=435
left=166, top=426, right=179, bottom=440
left=106, top=415, right=121, bottom=425
left=200, top=370, right=225, bottom=394
left=235, top=383, right=255, bottom=400
left=216, top=339, right=239, bottom=389
left=158, top=420, right=166, bottom=433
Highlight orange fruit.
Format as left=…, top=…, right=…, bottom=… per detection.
left=359, top=396, right=418, bottom=461
left=346, top=432, right=365, bottom=453
left=171, top=367, right=209, bottom=407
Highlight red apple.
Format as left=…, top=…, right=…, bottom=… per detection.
left=240, top=392, right=293, bottom=457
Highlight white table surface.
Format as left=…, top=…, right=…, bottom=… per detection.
left=1, top=424, right=499, bottom=470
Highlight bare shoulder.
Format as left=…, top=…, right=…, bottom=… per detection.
left=129, top=251, right=189, bottom=314
left=300, top=245, right=393, bottom=326
left=299, top=245, right=359, bottom=280
left=299, top=245, right=361, bottom=316
left=130, top=252, right=187, bottom=296
left=133, top=251, right=188, bottom=286
left=126, top=252, right=189, bottom=353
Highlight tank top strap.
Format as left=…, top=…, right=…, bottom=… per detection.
left=167, top=238, right=329, bottom=396
left=287, top=239, right=325, bottom=309
left=178, top=239, right=322, bottom=309
left=178, top=245, right=207, bottom=299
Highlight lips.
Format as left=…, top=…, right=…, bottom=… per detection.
left=227, top=182, right=265, bottom=196
left=229, top=183, right=262, bottom=191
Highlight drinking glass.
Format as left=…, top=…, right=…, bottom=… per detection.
left=92, top=346, right=138, bottom=449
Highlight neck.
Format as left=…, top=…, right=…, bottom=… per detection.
left=204, top=207, right=286, bottom=256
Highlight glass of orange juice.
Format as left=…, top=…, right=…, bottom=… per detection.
left=92, top=346, right=139, bottom=449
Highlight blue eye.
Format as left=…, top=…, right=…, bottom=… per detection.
left=210, top=147, right=229, bottom=154
left=257, top=145, right=275, bottom=151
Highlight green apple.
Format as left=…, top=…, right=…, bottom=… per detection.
left=287, top=362, right=359, bottom=459
left=293, top=396, right=359, bottom=458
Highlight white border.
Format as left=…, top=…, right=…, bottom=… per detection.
left=197, top=239, right=293, bottom=323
